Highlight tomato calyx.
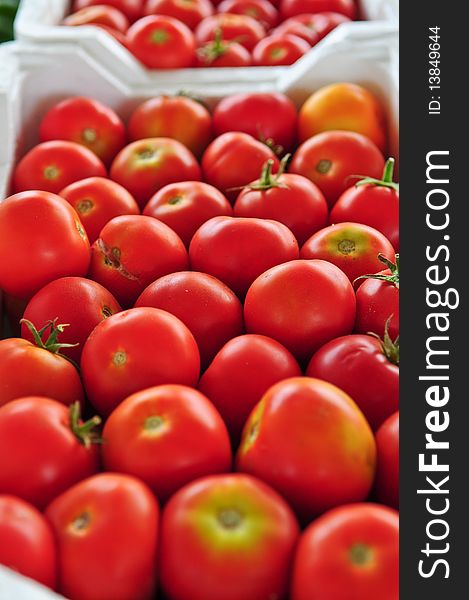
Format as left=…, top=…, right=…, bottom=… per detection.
left=370, top=316, right=399, bottom=366
left=258, top=130, right=284, bottom=157
left=69, top=401, right=103, bottom=448
left=97, top=238, right=139, bottom=281
left=349, top=543, right=374, bottom=567
left=247, top=155, right=290, bottom=191
left=20, top=318, right=80, bottom=367
left=197, top=29, right=232, bottom=64
left=355, top=157, right=399, bottom=193
left=82, top=128, right=98, bottom=144
left=354, top=253, right=399, bottom=289
left=217, top=508, right=243, bottom=530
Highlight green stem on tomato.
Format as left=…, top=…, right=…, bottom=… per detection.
left=354, top=157, right=399, bottom=192
left=69, top=402, right=103, bottom=448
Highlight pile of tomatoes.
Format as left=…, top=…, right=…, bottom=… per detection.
left=61, top=0, right=356, bottom=67
left=0, top=82, right=399, bottom=600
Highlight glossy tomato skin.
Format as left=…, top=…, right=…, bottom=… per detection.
left=272, top=19, right=320, bottom=45
left=88, top=214, right=188, bottom=307
left=244, top=259, right=356, bottom=363
left=21, top=277, right=122, bottom=363
left=189, top=216, right=299, bottom=298
left=237, top=377, right=376, bottom=520
left=252, top=33, right=311, bottom=66
left=374, top=412, right=399, bottom=509
left=291, top=503, right=399, bottom=600
left=144, top=0, right=214, bottom=29
left=81, top=307, right=200, bottom=416
left=307, top=334, right=399, bottom=430
left=135, top=271, right=244, bottom=368
left=45, top=473, right=159, bottom=600
left=290, top=130, right=385, bottom=207
left=63, top=5, right=130, bottom=31
left=281, top=0, right=357, bottom=19
left=0, top=397, right=99, bottom=509
left=74, top=0, right=143, bottom=22
left=217, top=0, right=279, bottom=29
left=195, top=13, right=265, bottom=51
left=0, top=495, right=57, bottom=589
left=289, top=11, right=350, bottom=39
left=0, top=191, right=91, bottom=300
left=103, top=385, right=232, bottom=502
left=160, top=473, right=300, bottom=600
left=196, top=39, right=252, bottom=66
left=199, top=334, right=302, bottom=444
left=355, top=269, right=399, bottom=338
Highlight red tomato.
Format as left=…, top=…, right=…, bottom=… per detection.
left=281, top=0, right=357, bottom=20
left=253, top=33, right=311, bottom=66
left=196, top=38, right=252, bottom=66
left=126, top=15, right=196, bottom=68
left=272, top=19, right=320, bottom=45
left=195, top=13, right=265, bottom=51
left=244, top=259, right=356, bottom=363
left=160, top=474, right=300, bottom=600
left=143, top=181, right=232, bottom=247
left=135, top=271, right=244, bottom=368
left=74, top=0, right=143, bottom=22
left=0, top=495, right=57, bottom=589
left=103, top=385, right=232, bottom=501
left=300, top=222, right=395, bottom=283
left=199, top=334, right=302, bottom=444
left=330, top=158, right=400, bottom=251
left=189, top=216, right=299, bottom=298
left=0, top=191, right=90, bottom=299
left=88, top=214, right=188, bottom=307
left=202, top=132, right=279, bottom=201
left=374, top=411, right=399, bottom=509
left=13, top=140, right=106, bottom=195
left=45, top=473, right=159, bottom=600
left=81, top=307, right=200, bottom=416
left=213, top=92, right=298, bottom=152
left=291, top=503, right=399, bottom=600
left=290, top=130, right=385, bottom=207
left=110, top=137, right=201, bottom=208
left=233, top=159, right=328, bottom=246
left=22, top=277, right=122, bottom=363
left=217, top=0, right=279, bottom=29
left=63, top=6, right=130, bottom=32
left=0, top=398, right=99, bottom=509
left=307, top=333, right=399, bottom=430
left=144, top=0, right=213, bottom=29
left=92, top=22, right=129, bottom=43
left=237, top=377, right=376, bottom=519
left=289, top=11, right=350, bottom=39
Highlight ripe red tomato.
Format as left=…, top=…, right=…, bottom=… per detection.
left=128, top=95, right=212, bottom=158
left=144, top=0, right=213, bottom=29
left=0, top=397, right=99, bottom=509
left=300, top=222, right=395, bottom=284
left=237, top=377, right=376, bottom=519
left=252, top=33, right=311, bottom=66
left=374, top=411, right=399, bottom=509
left=189, top=216, right=299, bottom=298
left=291, top=503, right=399, bottom=600
left=160, top=474, right=300, bottom=600
left=13, top=140, right=106, bottom=195
left=281, top=0, right=357, bottom=20
left=135, top=271, right=244, bottom=368
left=45, top=473, right=159, bottom=600
left=289, top=11, right=351, bottom=39
left=103, top=385, right=232, bottom=501
left=307, top=333, right=399, bottom=430
left=110, top=137, right=201, bottom=208
left=330, top=158, right=400, bottom=251
left=199, top=334, right=302, bottom=443
left=272, top=19, right=320, bottom=45
left=196, top=38, right=252, bottom=66
left=213, top=92, right=298, bottom=152
left=22, top=277, right=122, bottom=364
left=74, top=0, right=143, bottom=22
left=244, top=259, right=356, bottom=363
left=0, top=191, right=91, bottom=299
left=126, top=15, right=196, bottom=68
left=195, top=13, right=265, bottom=51
left=63, top=5, right=130, bottom=31
left=0, top=495, right=57, bottom=589
left=290, top=130, right=385, bottom=207
left=92, top=22, right=129, bottom=43
left=143, top=181, right=232, bottom=247
left=217, top=0, right=279, bottom=29
left=81, top=307, right=200, bottom=416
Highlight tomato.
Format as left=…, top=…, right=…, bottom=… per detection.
left=307, top=333, right=399, bottom=430
left=135, top=271, right=244, bottom=368
left=144, top=0, right=213, bottom=29
left=272, top=20, right=320, bottom=45
left=63, top=5, right=130, bottom=33
left=73, top=0, right=143, bottom=22
left=291, top=503, right=399, bottom=600
left=128, top=95, right=212, bottom=158
left=110, top=137, right=201, bottom=208
left=13, top=140, right=106, bottom=195
left=289, top=11, right=351, bottom=39
left=199, top=334, right=301, bottom=444
left=22, top=277, right=122, bottom=363
left=189, top=216, right=299, bottom=298
left=217, top=0, right=279, bottom=29
left=330, top=157, right=400, bottom=251
left=213, top=92, right=298, bottom=152
left=195, top=13, right=265, bottom=51
left=244, top=259, right=356, bottom=363
left=0, top=495, right=57, bottom=589
left=0, top=191, right=90, bottom=300
left=280, top=0, right=357, bottom=20
left=300, top=222, right=395, bottom=284
left=233, top=158, right=328, bottom=246
left=290, top=130, right=385, bottom=207
left=92, top=22, right=129, bottom=43
left=45, top=473, right=159, bottom=600
left=81, top=307, right=200, bottom=416
left=196, top=37, right=252, bottom=66
left=252, top=33, right=311, bottom=66
left=202, top=132, right=279, bottom=201
left=160, top=474, right=300, bottom=600
left=0, top=398, right=99, bottom=509
left=298, top=82, right=387, bottom=152
left=374, top=411, right=399, bottom=509
left=237, top=377, right=376, bottom=520
left=143, top=181, right=232, bottom=247
left=103, top=385, right=232, bottom=502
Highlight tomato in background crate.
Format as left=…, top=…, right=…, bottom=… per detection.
left=195, top=12, right=265, bottom=51
left=253, top=33, right=311, bottom=66
left=288, top=11, right=351, bottom=39
left=144, top=0, right=213, bottom=29
left=374, top=411, right=399, bottom=509
left=272, top=18, right=320, bottom=45
left=280, top=0, right=357, bottom=20
left=73, top=0, right=143, bottom=22
left=217, top=0, right=280, bottom=29
left=196, top=34, right=252, bottom=66
left=63, top=5, right=130, bottom=33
